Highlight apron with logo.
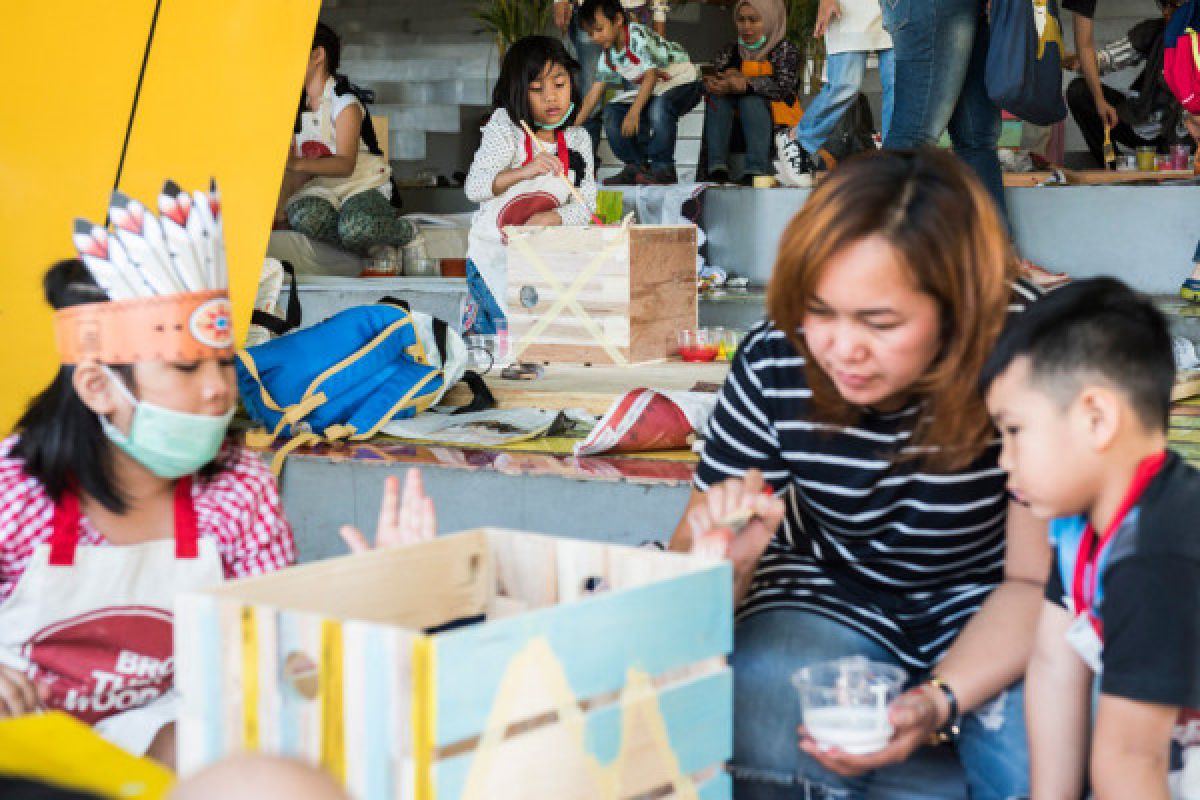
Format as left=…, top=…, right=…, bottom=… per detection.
left=0, top=477, right=223, bottom=755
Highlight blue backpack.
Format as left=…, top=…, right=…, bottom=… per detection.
left=986, top=0, right=1069, bottom=125
left=236, top=302, right=480, bottom=471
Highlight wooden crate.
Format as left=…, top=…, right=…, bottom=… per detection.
left=504, top=225, right=698, bottom=365
left=176, top=529, right=733, bottom=800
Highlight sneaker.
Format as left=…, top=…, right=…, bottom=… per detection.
left=775, top=134, right=820, bottom=188
left=603, top=165, right=643, bottom=186
left=1181, top=261, right=1200, bottom=303
left=707, top=167, right=731, bottom=184
left=637, top=166, right=679, bottom=185
left=1019, top=259, right=1070, bottom=290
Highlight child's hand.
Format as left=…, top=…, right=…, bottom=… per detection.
left=1185, top=112, right=1200, bottom=145
left=814, top=0, right=842, bottom=37
left=525, top=210, right=563, bottom=226
left=524, top=152, right=563, bottom=179
left=621, top=112, right=642, bottom=138
left=0, top=665, right=40, bottom=717
left=339, top=470, right=437, bottom=553
left=553, top=0, right=573, bottom=30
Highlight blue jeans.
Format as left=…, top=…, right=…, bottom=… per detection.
left=704, top=93, right=774, bottom=175
left=603, top=81, right=704, bottom=171
left=464, top=258, right=505, bottom=335
left=880, top=0, right=1008, bottom=222
left=730, top=609, right=1030, bottom=800
left=794, top=49, right=895, bottom=155
left=567, top=15, right=604, bottom=149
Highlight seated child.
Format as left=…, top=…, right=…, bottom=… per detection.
left=981, top=278, right=1200, bottom=799
left=463, top=35, right=598, bottom=335
left=575, top=0, right=703, bottom=185
left=703, top=0, right=802, bottom=184
left=280, top=22, right=414, bottom=256
left=776, top=0, right=893, bottom=185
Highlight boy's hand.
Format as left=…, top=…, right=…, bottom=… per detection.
left=1062, top=52, right=1081, bottom=71
left=814, top=0, right=842, bottom=37
left=1096, top=99, right=1120, bottom=130
left=339, top=470, right=437, bottom=553
left=798, top=683, right=944, bottom=777
left=525, top=210, right=563, bottom=226
left=0, top=665, right=40, bottom=717
left=523, top=152, right=563, bottom=179
left=622, top=111, right=642, bottom=138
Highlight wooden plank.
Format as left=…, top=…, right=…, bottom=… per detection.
left=431, top=668, right=732, bottom=799
left=432, top=557, right=732, bottom=748
left=175, top=592, right=226, bottom=774
left=1003, top=169, right=1196, bottom=187
left=487, top=529, right=559, bottom=611
left=202, top=531, right=490, bottom=631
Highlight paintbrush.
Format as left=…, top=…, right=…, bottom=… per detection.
left=715, top=485, right=785, bottom=534
left=519, top=119, right=604, bottom=225
left=1103, top=126, right=1116, bottom=170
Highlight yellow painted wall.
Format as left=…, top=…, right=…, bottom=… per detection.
left=0, top=0, right=320, bottom=432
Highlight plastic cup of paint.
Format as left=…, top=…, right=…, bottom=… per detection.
left=1170, top=145, right=1192, bottom=171
left=792, top=656, right=908, bottom=755
left=677, top=329, right=720, bottom=362
left=1136, top=146, right=1158, bottom=172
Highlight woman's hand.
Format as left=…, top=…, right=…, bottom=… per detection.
left=525, top=210, right=563, bottom=226
left=0, top=664, right=39, bottom=718
left=798, top=684, right=947, bottom=777
left=339, top=470, right=437, bottom=553
left=814, top=0, right=842, bottom=37
left=687, top=469, right=785, bottom=599
left=704, top=75, right=729, bottom=95
left=722, top=69, right=749, bottom=93
left=523, top=152, right=563, bottom=179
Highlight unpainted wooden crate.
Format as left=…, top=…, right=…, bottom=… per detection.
left=503, top=225, right=698, bottom=366
left=176, top=528, right=733, bottom=800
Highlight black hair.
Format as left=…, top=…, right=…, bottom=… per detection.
left=312, top=21, right=341, bottom=74
left=579, top=0, right=626, bottom=27
left=11, top=260, right=226, bottom=514
left=0, top=778, right=105, bottom=800
left=491, top=35, right=582, bottom=130
left=979, top=277, right=1176, bottom=432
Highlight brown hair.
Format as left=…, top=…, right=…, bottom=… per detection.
left=766, top=148, right=1019, bottom=472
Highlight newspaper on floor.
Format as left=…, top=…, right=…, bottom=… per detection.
left=380, top=407, right=590, bottom=447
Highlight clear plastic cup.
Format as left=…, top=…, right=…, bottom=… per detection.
left=677, top=329, right=720, bottom=362
left=792, top=656, right=908, bottom=755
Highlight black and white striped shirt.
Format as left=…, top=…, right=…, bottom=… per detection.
left=696, top=283, right=1038, bottom=670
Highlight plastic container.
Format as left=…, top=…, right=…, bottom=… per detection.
left=1170, top=144, right=1192, bottom=171
left=401, top=236, right=428, bottom=274
left=440, top=258, right=467, bottom=278
left=792, top=656, right=908, bottom=755
left=1156, top=153, right=1171, bottom=172
left=1136, top=146, right=1157, bottom=172
left=361, top=256, right=401, bottom=277
left=405, top=257, right=441, bottom=278
left=717, top=328, right=745, bottom=362
left=677, top=329, right=720, bottom=362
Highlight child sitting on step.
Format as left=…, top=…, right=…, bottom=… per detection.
left=463, top=36, right=598, bottom=335
left=575, top=0, right=703, bottom=185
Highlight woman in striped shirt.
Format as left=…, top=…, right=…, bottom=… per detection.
left=672, top=149, right=1047, bottom=799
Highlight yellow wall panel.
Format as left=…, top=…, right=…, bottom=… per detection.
left=0, top=2, right=157, bottom=430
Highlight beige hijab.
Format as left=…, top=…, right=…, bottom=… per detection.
left=736, top=0, right=788, bottom=61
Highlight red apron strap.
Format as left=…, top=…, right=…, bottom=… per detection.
left=174, top=476, right=199, bottom=559
left=48, top=489, right=83, bottom=567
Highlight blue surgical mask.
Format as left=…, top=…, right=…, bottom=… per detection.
left=537, top=101, right=576, bottom=130
left=99, top=367, right=234, bottom=479
left=739, top=34, right=767, bottom=49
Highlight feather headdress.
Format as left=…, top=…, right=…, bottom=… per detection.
left=55, top=179, right=234, bottom=365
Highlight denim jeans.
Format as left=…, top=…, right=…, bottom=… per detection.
left=567, top=14, right=604, bottom=149
left=704, top=93, right=775, bottom=175
left=793, top=49, right=896, bottom=155
left=730, top=609, right=1030, bottom=800
left=603, top=81, right=704, bottom=170
left=880, top=0, right=1008, bottom=222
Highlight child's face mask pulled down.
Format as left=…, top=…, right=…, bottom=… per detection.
left=99, top=366, right=234, bottom=479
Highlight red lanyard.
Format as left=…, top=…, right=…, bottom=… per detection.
left=604, top=24, right=641, bottom=73
left=49, top=476, right=199, bottom=567
left=521, top=128, right=570, bottom=175
left=1070, top=451, right=1166, bottom=635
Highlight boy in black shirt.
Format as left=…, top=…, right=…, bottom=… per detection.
left=981, top=278, right=1200, bottom=799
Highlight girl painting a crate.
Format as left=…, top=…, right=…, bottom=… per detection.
left=463, top=35, right=599, bottom=335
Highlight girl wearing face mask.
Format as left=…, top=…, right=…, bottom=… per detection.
left=702, top=0, right=801, bottom=185
left=671, top=149, right=1047, bottom=799
left=0, top=181, right=431, bottom=769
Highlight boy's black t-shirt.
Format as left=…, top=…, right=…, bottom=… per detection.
left=1045, top=451, right=1200, bottom=711
left=1063, top=0, right=1096, bottom=19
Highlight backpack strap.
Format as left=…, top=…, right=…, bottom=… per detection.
left=250, top=260, right=303, bottom=337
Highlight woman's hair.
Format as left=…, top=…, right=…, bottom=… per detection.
left=766, top=148, right=1019, bottom=472
left=12, top=260, right=226, bottom=513
left=312, top=21, right=341, bottom=74
left=491, top=35, right=582, bottom=129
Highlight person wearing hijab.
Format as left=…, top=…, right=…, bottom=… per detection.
left=703, top=0, right=802, bottom=184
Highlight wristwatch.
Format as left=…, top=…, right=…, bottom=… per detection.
left=926, top=676, right=961, bottom=745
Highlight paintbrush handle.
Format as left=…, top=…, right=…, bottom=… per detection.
left=519, top=120, right=599, bottom=222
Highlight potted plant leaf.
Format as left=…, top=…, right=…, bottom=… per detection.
left=474, top=0, right=556, bottom=56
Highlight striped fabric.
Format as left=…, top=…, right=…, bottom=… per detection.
left=0, top=437, right=296, bottom=602
left=695, top=281, right=1040, bottom=670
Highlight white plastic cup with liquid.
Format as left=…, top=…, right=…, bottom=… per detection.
left=792, top=656, right=908, bottom=755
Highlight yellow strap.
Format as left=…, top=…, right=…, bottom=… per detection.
left=508, top=234, right=628, bottom=365
left=245, top=428, right=276, bottom=449
left=319, top=618, right=346, bottom=784
left=240, top=606, right=260, bottom=751
left=355, top=369, right=442, bottom=440
left=302, top=316, right=411, bottom=402
left=1189, top=28, right=1200, bottom=68
left=412, top=636, right=436, bottom=800
left=269, top=431, right=320, bottom=475
left=236, top=348, right=285, bottom=413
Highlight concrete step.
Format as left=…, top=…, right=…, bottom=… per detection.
left=366, top=78, right=492, bottom=106
left=374, top=103, right=461, bottom=133
left=389, top=128, right=427, bottom=161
